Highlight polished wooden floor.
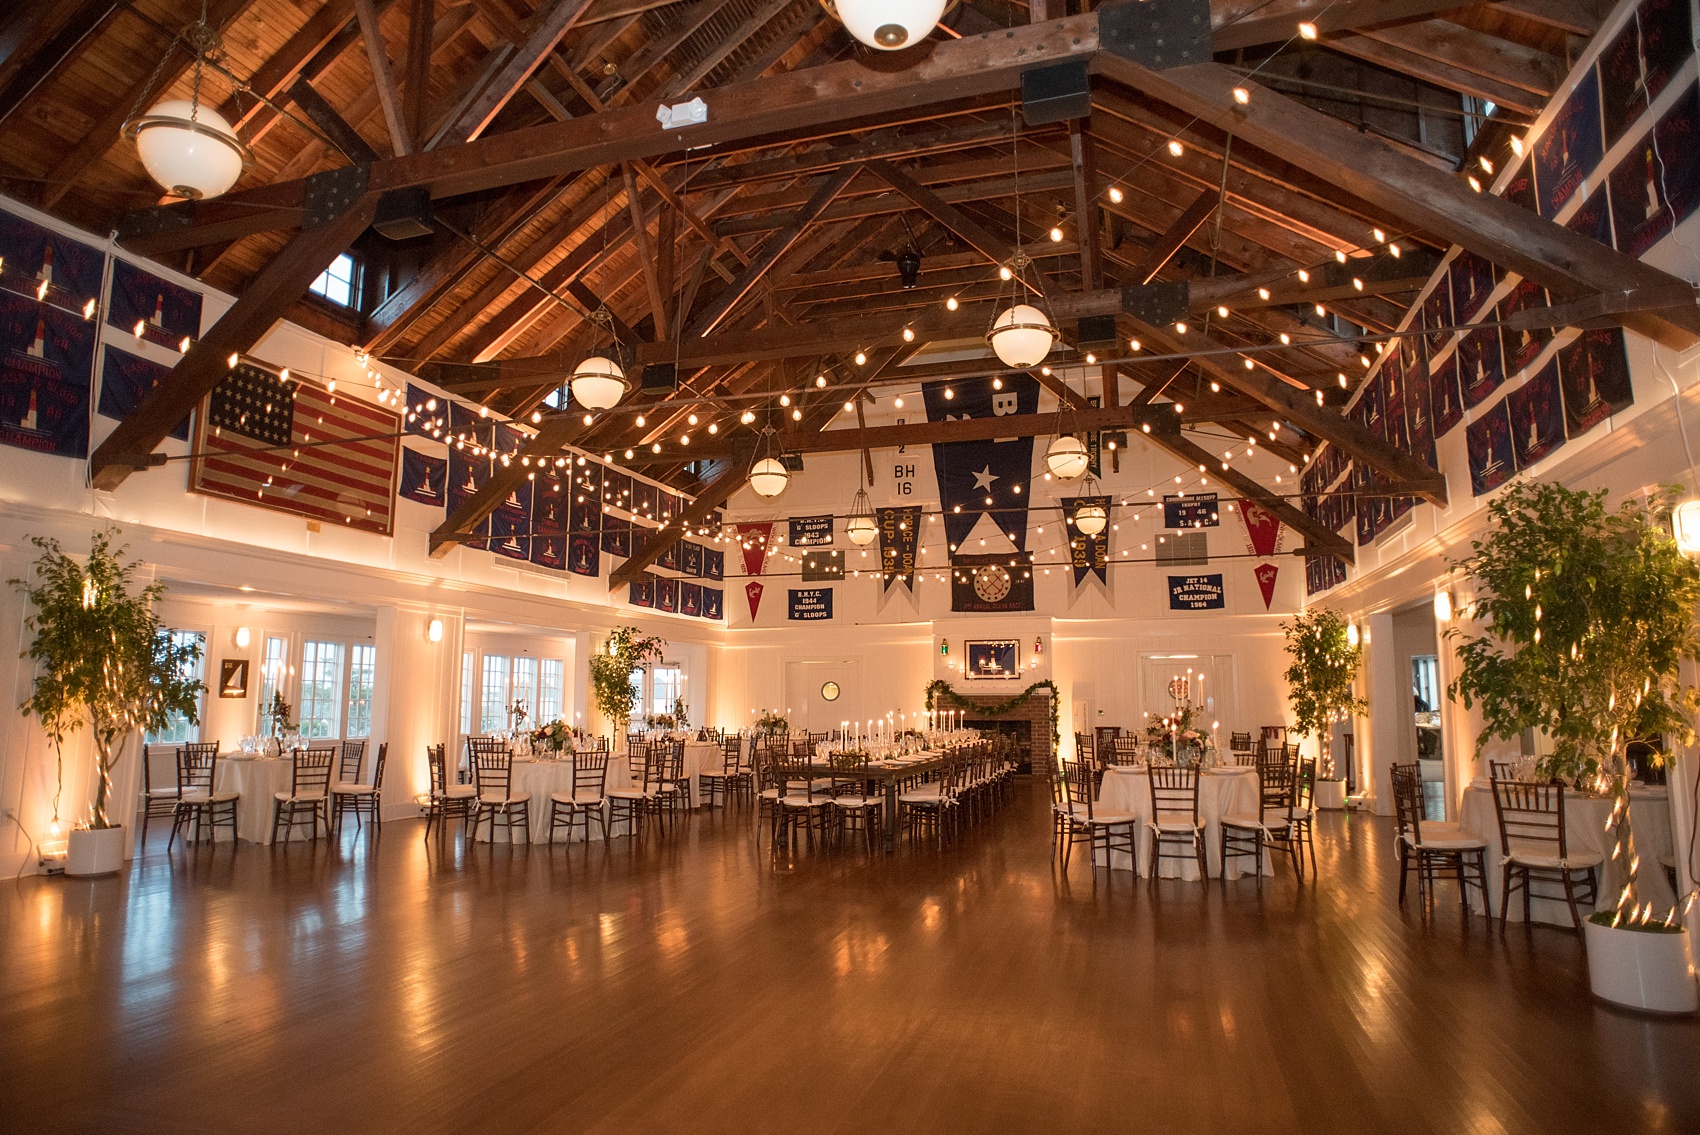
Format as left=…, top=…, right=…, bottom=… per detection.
left=3, top=781, right=1696, bottom=1134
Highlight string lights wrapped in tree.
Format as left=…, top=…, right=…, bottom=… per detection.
left=1447, top=482, right=1700, bottom=928
left=1280, top=608, right=1366, bottom=780
left=589, top=626, right=666, bottom=735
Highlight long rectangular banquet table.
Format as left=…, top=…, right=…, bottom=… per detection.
left=1457, top=780, right=1676, bottom=925
left=791, top=751, right=957, bottom=853
left=1093, top=765, right=1270, bottom=880
left=483, top=740, right=725, bottom=843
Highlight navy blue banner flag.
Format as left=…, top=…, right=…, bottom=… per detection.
left=1458, top=326, right=1505, bottom=409
left=630, top=574, right=655, bottom=608
left=1163, top=492, right=1219, bottom=529
left=569, top=472, right=600, bottom=535
left=657, top=576, right=679, bottom=613
left=657, top=539, right=681, bottom=572
left=1559, top=326, right=1633, bottom=436
left=704, top=547, right=724, bottom=581
left=404, top=383, right=447, bottom=437
left=108, top=259, right=202, bottom=350
left=448, top=445, right=491, bottom=541
left=1064, top=496, right=1111, bottom=586
left=1448, top=250, right=1497, bottom=324
left=99, top=345, right=189, bottom=441
left=0, top=296, right=93, bottom=458
left=1306, top=555, right=1348, bottom=597
left=568, top=533, right=599, bottom=577
left=1510, top=359, right=1566, bottom=469
left=489, top=477, right=531, bottom=561
left=448, top=400, right=488, bottom=444
left=1430, top=349, right=1463, bottom=436
left=789, top=515, right=834, bottom=546
left=1169, top=574, right=1225, bottom=611
left=1467, top=399, right=1515, bottom=497
left=603, top=470, right=632, bottom=512
left=1497, top=276, right=1552, bottom=377
left=399, top=445, right=446, bottom=507
left=951, top=555, right=1034, bottom=613
left=680, top=540, right=704, bottom=576
left=680, top=582, right=703, bottom=617
left=632, top=480, right=657, bottom=521
left=702, top=587, right=723, bottom=620
left=878, top=505, right=921, bottom=592
left=923, top=373, right=1038, bottom=558
left=0, top=209, right=104, bottom=316
left=788, top=587, right=833, bottom=620
left=602, top=511, right=631, bottom=557
left=1599, top=0, right=1689, bottom=150
left=531, top=468, right=568, bottom=570
left=1535, top=67, right=1602, bottom=217
left=660, top=491, right=679, bottom=524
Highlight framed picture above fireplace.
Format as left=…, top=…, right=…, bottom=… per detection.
left=964, top=640, right=1020, bottom=679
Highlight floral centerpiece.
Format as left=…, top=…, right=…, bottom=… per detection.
left=530, top=718, right=571, bottom=753
left=755, top=709, right=788, bottom=735
left=646, top=711, right=678, bottom=731
left=1144, top=675, right=1209, bottom=759
left=829, top=747, right=869, bottom=769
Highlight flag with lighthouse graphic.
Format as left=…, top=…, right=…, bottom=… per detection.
left=0, top=294, right=93, bottom=458
left=0, top=208, right=104, bottom=317
left=107, top=259, right=204, bottom=350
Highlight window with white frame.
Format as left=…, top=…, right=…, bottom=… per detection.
left=345, top=643, right=377, bottom=738
left=299, top=640, right=346, bottom=740
left=538, top=659, right=564, bottom=723
left=480, top=654, right=511, bottom=734
left=258, top=634, right=289, bottom=732
left=511, top=657, right=538, bottom=727
left=460, top=651, right=474, bottom=734
left=146, top=629, right=206, bottom=745
left=309, top=252, right=358, bottom=307
left=650, top=665, right=681, bottom=719
left=629, top=668, right=644, bottom=723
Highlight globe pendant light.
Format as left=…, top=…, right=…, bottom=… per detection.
left=821, top=0, right=949, bottom=51
left=1073, top=477, right=1108, bottom=536
left=1046, top=434, right=1089, bottom=480
left=122, top=16, right=252, bottom=200
left=846, top=487, right=878, bottom=545
left=569, top=305, right=632, bottom=410
left=748, top=427, right=790, bottom=498
left=986, top=248, right=1057, bottom=369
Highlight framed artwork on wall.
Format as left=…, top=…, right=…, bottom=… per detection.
left=964, top=640, right=1020, bottom=679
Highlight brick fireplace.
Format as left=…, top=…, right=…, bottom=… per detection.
left=954, top=689, right=1055, bottom=775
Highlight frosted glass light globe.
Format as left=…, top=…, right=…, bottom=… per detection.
left=749, top=457, right=790, bottom=498
left=133, top=99, right=246, bottom=200
left=988, top=303, right=1055, bottom=368
left=846, top=513, right=878, bottom=545
left=1675, top=498, right=1700, bottom=555
left=1046, top=434, right=1089, bottom=480
left=830, top=0, right=949, bottom=50
left=1074, top=500, right=1107, bottom=536
left=569, top=356, right=629, bottom=410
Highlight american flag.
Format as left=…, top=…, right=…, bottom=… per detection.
left=192, top=369, right=400, bottom=535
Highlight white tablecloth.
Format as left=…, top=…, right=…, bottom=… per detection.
left=480, top=741, right=732, bottom=843
left=1094, top=766, right=1268, bottom=880
left=212, top=756, right=310, bottom=844
left=1457, top=781, right=1676, bottom=925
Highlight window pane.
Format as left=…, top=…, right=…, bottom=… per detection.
left=538, top=659, right=563, bottom=723
left=309, top=252, right=356, bottom=307
left=629, top=668, right=644, bottom=723
left=258, top=635, right=289, bottom=733
left=146, top=630, right=205, bottom=745
left=299, top=640, right=345, bottom=739
left=651, top=666, right=680, bottom=718
left=460, top=651, right=474, bottom=734
left=480, top=654, right=510, bottom=734
left=511, top=657, right=538, bottom=727
left=346, top=643, right=377, bottom=738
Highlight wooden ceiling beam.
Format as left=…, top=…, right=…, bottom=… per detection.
left=862, top=158, right=1011, bottom=264
left=427, top=412, right=587, bottom=556
left=354, top=0, right=412, bottom=155
left=1209, top=0, right=1469, bottom=53
left=439, top=0, right=595, bottom=145
left=1322, top=34, right=1545, bottom=116
left=1354, top=21, right=1558, bottom=98
left=607, top=460, right=746, bottom=589
left=1127, top=188, right=1216, bottom=285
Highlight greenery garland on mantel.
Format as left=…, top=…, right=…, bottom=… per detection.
left=925, top=678, right=1060, bottom=750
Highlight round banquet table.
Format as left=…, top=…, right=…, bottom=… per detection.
left=1457, top=780, right=1676, bottom=925
left=479, top=741, right=729, bottom=843
left=1094, top=765, right=1269, bottom=880
left=211, top=755, right=313, bottom=843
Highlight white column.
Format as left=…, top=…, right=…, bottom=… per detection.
left=374, top=604, right=457, bottom=818
left=1362, top=611, right=1400, bottom=815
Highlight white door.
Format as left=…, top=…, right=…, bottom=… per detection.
left=784, top=660, right=858, bottom=732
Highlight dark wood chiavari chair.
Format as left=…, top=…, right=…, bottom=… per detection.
left=1491, top=777, right=1600, bottom=935
left=1221, top=760, right=1301, bottom=885
left=469, top=744, right=532, bottom=844
left=898, top=750, right=962, bottom=849
left=169, top=742, right=235, bottom=849
left=271, top=745, right=335, bottom=844
left=699, top=735, right=744, bottom=809
left=332, top=743, right=386, bottom=836
left=654, top=740, right=690, bottom=832
left=334, top=739, right=366, bottom=788
left=826, top=750, right=882, bottom=853
left=1488, top=759, right=1513, bottom=781
left=606, top=747, right=659, bottom=841
left=1056, top=758, right=1136, bottom=876
left=1146, top=765, right=1206, bottom=882
left=465, top=735, right=507, bottom=786
left=1392, top=762, right=1489, bottom=912
left=548, top=748, right=609, bottom=844
left=1107, top=736, right=1143, bottom=767
left=1074, top=731, right=1094, bottom=767
left=139, top=742, right=181, bottom=849
left=423, top=743, right=475, bottom=840
left=769, top=741, right=831, bottom=851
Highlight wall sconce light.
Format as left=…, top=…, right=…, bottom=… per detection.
left=427, top=618, right=444, bottom=643
left=939, top=638, right=949, bottom=656
left=1033, top=637, right=1043, bottom=655
left=1346, top=622, right=1360, bottom=647
left=1434, top=590, right=1453, bottom=623
left=234, top=626, right=250, bottom=649
left=1675, top=498, right=1700, bottom=555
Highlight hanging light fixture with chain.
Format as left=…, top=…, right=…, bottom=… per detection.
left=821, top=0, right=950, bottom=51
left=122, top=6, right=253, bottom=200
left=570, top=304, right=633, bottom=411
left=1072, top=474, right=1108, bottom=536
left=748, top=426, right=790, bottom=499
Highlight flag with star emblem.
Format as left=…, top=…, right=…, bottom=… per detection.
left=922, top=373, right=1039, bottom=561
left=192, top=372, right=400, bottom=535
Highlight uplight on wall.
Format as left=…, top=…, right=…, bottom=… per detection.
left=1674, top=498, right=1700, bottom=555
left=1434, top=590, right=1453, bottom=623
left=234, top=626, right=250, bottom=649
left=427, top=618, right=444, bottom=643
left=1346, top=622, right=1360, bottom=647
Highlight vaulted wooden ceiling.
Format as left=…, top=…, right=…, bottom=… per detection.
left=0, top=0, right=1656, bottom=574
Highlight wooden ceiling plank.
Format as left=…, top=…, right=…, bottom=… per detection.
left=1354, top=20, right=1559, bottom=98
left=440, top=0, right=595, bottom=145
left=1210, top=0, right=1469, bottom=53
left=622, top=163, right=669, bottom=336
left=862, top=158, right=1010, bottom=264
left=1323, top=33, right=1545, bottom=115
left=1127, top=188, right=1217, bottom=285
left=404, top=0, right=435, bottom=148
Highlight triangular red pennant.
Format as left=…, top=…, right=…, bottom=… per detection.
left=1240, top=500, right=1283, bottom=558
left=1254, top=562, right=1279, bottom=610
left=745, top=580, right=765, bottom=619
left=735, top=522, right=773, bottom=577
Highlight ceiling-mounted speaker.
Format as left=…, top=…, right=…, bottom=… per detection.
left=1077, top=313, right=1117, bottom=347
left=1021, top=59, right=1091, bottom=127
left=780, top=452, right=805, bottom=473
left=372, top=186, right=433, bottom=240
left=641, top=362, right=677, bottom=390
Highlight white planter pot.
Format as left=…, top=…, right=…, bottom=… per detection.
left=1314, top=779, right=1347, bottom=810
left=65, top=825, right=126, bottom=877
left=1583, top=918, right=1699, bottom=1014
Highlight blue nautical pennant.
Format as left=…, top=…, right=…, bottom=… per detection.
left=921, top=372, right=1039, bottom=560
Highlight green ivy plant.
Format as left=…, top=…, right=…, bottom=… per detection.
left=1447, top=483, right=1700, bottom=923
left=924, top=678, right=1060, bottom=751
left=589, top=626, right=666, bottom=732
left=1281, top=607, right=1367, bottom=779
left=11, top=532, right=204, bottom=830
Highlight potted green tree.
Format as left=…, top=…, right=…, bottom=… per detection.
left=1449, top=482, right=1700, bottom=1013
left=12, top=532, right=203, bottom=876
left=589, top=626, right=665, bottom=739
left=1281, top=607, right=1367, bottom=809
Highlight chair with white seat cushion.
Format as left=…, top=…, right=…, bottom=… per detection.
left=1146, top=765, right=1206, bottom=882
left=469, top=745, right=531, bottom=845
left=548, top=748, right=609, bottom=844
left=1390, top=762, right=1488, bottom=912
left=607, top=747, right=659, bottom=841
left=826, top=751, right=882, bottom=853
left=1056, top=759, right=1136, bottom=877
left=169, top=742, right=237, bottom=849
left=1221, top=760, right=1303, bottom=885
left=139, top=743, right=182, bottom=850
left=771, top=744, right=832, bottom=851
left=331, top=743, right=386, bottom=836
left=423, top=743, right=475, bottom=840
left=1491, top=776, right=1601, bottom=936
left=333, top=739, right=366, bottom=790
left=271, top=745, right=335, bottom=844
